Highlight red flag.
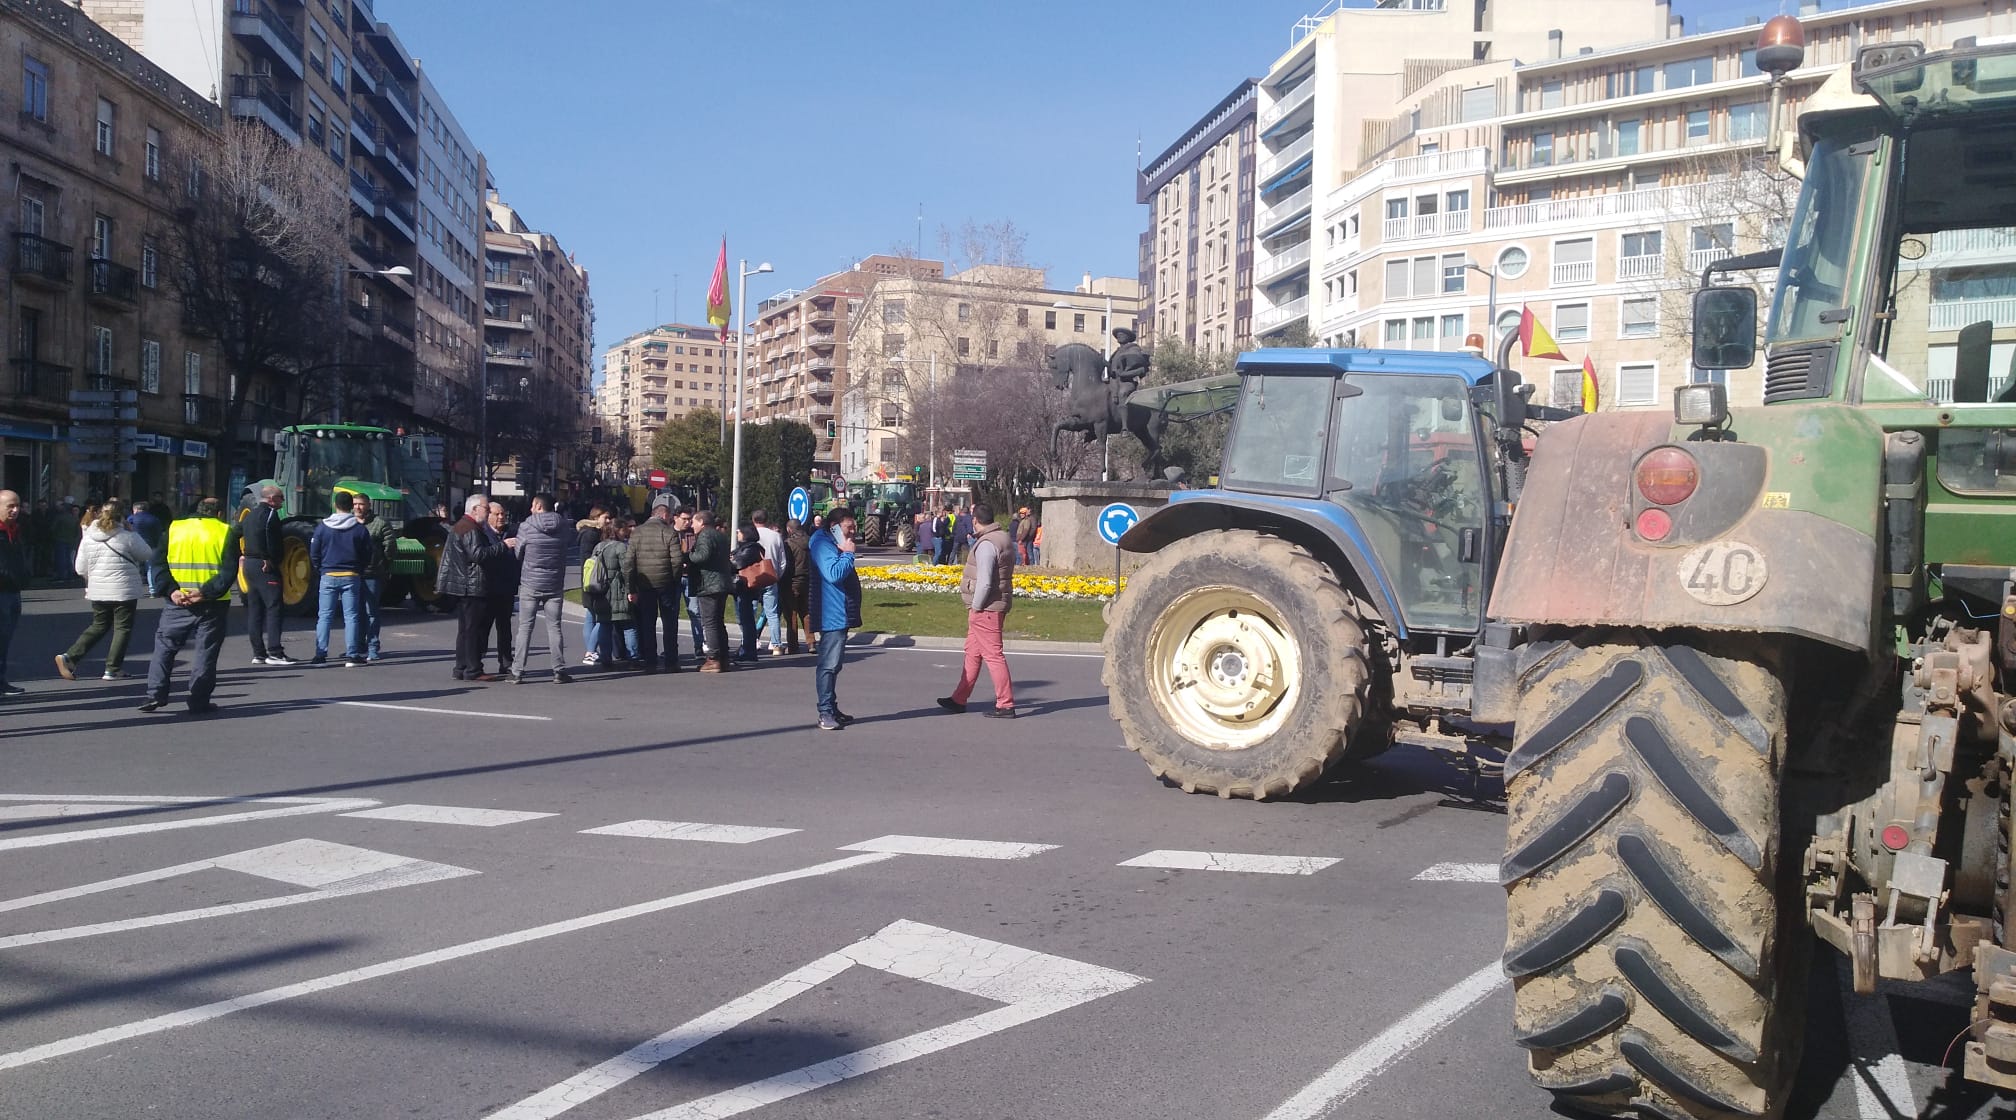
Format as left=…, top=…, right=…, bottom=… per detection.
left=1581, top=355, right=1600, bottom=413
left=705, top=238, right=730, bottom=341
left=1518, top=305, right=1567, bottom=362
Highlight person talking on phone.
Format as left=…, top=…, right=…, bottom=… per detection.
left=807, top=508, right=862, bottom=731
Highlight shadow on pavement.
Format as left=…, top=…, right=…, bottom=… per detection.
left=0, top=938, right=356, bottom=1021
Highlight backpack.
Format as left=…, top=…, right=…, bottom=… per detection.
left=582, top=552, right=609, bottom=611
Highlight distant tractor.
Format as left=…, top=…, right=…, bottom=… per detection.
left=856, top=480, right=919, bottom=550
left=240, top=424, right=446, bottom=612
left=1102, top=346, right=1570, bottom=798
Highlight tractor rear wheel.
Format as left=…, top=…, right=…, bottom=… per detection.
left=895, top=521, right=916, bottom=553
left=278, top=521, right=315, bottom=616
left=1102, top=530, right=1373, bottom=799
left=1503, top=632, right=1800, bottom=1120
left=405, top=522, right=448, bottom=612
left=860, top=513, right=887, bottom=547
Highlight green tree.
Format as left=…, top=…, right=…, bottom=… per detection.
left=653, top=409, right=724, bottom=492
left=713, top=419, right=815, bottom=525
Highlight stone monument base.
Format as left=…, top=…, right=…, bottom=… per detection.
left=1033, top=481, right=1178, bottom=575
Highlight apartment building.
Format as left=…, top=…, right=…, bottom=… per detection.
left=1251, top=0, right=1675, bottom=343
left=839, top=265, right=1140, bottom=480
left=746, top=256, right=928, bottom=471
left=597, top=324, right=739, bottom=475
left=482, top=190, right=593, bottom=494
left=1138, top=80, right=1257, bottom=352
left=2, top=0, right=226, bottom=505
left=1307, top=0, right=2008, bottom=410
left=410, top=68, right=484, bottom=457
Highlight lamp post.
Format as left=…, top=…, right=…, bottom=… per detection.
left=1054, top=294, right=1118, bottom=482
left=1462, top=259, right=1499, bottom=350
left=885, top=354, right=937, bottom=490
left=729, top=259, right=773, bottom=531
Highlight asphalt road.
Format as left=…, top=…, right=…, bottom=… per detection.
left=0, top=588, right=1994, bottom=1120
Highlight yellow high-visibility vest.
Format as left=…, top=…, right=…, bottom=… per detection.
left=167, top=517, right=230, bottom=590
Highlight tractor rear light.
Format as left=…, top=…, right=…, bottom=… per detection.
left=1635, top=447, right=1700, bottom=505
left=1880, top=824, right=1911, bottom=851
left=1635, top=507, right=1673, bottom=542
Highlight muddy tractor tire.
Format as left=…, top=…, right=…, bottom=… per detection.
left=1502, top=633, right=1799, bottom=1120
left=895, top=521, right=917, bottom=553
left=860, top=513, right=888, bottom=547
left=402, top=520, right=449, bottom=612
left=1101, top=529, right=1374, bottom=799
left=278, top=520, right=316, bottom=616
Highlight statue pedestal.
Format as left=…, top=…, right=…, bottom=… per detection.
left=1033, top=481, right=1177, bottom=574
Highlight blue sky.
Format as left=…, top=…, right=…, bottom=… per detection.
left=381, top=0, right=1800, bottom=358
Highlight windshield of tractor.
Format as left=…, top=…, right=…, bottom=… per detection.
left=1768, top=133, right=1873, bottom=348
left=1328, top=375, right=1485, bottom=632
left=879, top=482, right=918, bottom=507
left=1223, top=374, right=1331, bottom=496
left=301, top=431, right=390, bottom=518
left=388, top=436, right=441, bottom=524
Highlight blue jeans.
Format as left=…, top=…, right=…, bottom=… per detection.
left=582, top=612, right=603, bottom=661
left=0, top=590, right=19, bottom=687
left=761, top=584, right=781, bottom=647
left=361, top=578, right=383, bottom=659
left=686, top=586, right=706, bottom=655
left=815, top=628, right=848, bottom=717
left=597, top=616, right=638, bottom=662
left=735, top=593, right=758, bottom=658
left=315, top=574, right=363, bottom=660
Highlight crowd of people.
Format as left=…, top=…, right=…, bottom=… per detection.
left=913, top=504, right=1041, bottom=567
left=0, top=486, right=1023, bottom=728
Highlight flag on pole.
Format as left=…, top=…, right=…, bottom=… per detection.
left=1581, top=354, right=1600, bottom=413
left=705, top=238, right=730, bottom=341
left=1518, top=305, right=1567, bottom=361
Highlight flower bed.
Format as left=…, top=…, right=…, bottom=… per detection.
left=856, top=563, right=1123, bottom=601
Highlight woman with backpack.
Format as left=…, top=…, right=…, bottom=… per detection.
left=588, top=519, right=638, bottom=667
left=54, top=498, right=153, bottom=681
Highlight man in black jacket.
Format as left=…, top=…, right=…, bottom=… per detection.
left=239, top=485, right=294, bottom=665
left=624, top=500, right=686, bottom=673
left=436, top=494, right=507, bottom=681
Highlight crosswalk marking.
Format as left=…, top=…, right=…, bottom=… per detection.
left=0, top=794, right=378, bottom=851
left=341, top=804, right=556, bottom=827
left=581, top=820, right=800, bottom=844
left=0, top=802, right=168, bottom=821
left=1119, top=850, right=1340, bottom=876
left=1412, top=862, right=1498, bottom=883
left=838, top=834, right=1057, bottom=860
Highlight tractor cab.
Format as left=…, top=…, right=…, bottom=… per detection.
left=272, top=424, right=399, bottom=520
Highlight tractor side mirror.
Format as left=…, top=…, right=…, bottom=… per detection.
left=1692, top=287, right=1759, bottom=370
left=1440, top=396, right=1465, bottom=423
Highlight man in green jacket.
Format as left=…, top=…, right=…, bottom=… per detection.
left=687, top=511, right=733, bottom=673
left=623, top=500, right=686, bottom=673
left=352, top=494, right=399, bottom=664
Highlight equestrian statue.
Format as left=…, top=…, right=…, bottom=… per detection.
left=1049, top=328, right=1168, bottom=476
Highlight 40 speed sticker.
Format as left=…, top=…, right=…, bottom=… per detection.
left=1678, top=540, right=1769, bottom=606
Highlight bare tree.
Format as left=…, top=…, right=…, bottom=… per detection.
left=164, top=122, right=348, bottom=492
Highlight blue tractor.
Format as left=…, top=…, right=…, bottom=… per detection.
left=1104, top=346, right=1555, bottom=798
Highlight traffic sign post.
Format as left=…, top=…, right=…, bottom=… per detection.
left=787, top=486, right=811, bottom=525
left=951, top=449, right=987, bottom=482
left=646, top=469, right=669, bottom=490
left=1097, top=502, right=1140, bottom=597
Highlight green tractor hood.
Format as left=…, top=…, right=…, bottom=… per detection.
left=331, top=480, right=406, bottom=503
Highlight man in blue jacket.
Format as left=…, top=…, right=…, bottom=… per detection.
left=309, top=491, right=372, bottom=667
left=807, top=507, right=861, bottom=731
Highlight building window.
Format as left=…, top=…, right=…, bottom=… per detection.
left=1016, top=307, right=1029, bottom=326
left=882, top=332, right=905, bottom=356
left=1495, top=308, right=1522, bottom=344
left=19, top=195, right=44, bottom=236
left=1446, top=188, right=1469, bottom=215
left=883, top=299, right=905, bottom=324
left=1685, top=109, right=1711, bottom=144
left=22, top=57, right=48, bottom=123
left=93, top=326, right=114, bottom=375
left=1552, top=238, right=1594, bottom=285
left=187, top=158, right=204, bottom=198
left=1497, top=245, right=1530, bottom=279
left=1550, top=367, right=1584, bottom=410
left=987, top=339, right=999, bottom=359
left=1621, top=296, right=1657, bottom=338
left=1460, top=84, right=1496, bottom=122
left=1663, top=56, right=1713, bottom=90
left=141, top=241, right=158, bottom=288
left=1044, top=309, right=1056, bottom=330
left=1729, top=101, right=1767, bottom=142
left=1385, top=197, right=1409, bottom=221
left=1412, top=317, right=1435, bottom=347
left=957, top=336, right=971, bottom=357
left=1618, top=363, right=1658, bottom=406
left=1016, top=340, right=1032, bottom=359
left=1553, top=303, right=1590, bottom=343
left=1384, top=319, right=1407, bottom=345
left=145, top=127, right=162, bottom=181
left=1074, top=313, right=1086, bottom=333
left=330, top=54, right=347, bottom=89
left=1440, top=314, right=1466, bottom=349
left=957, top=302, right=971, bottom=322
left=140, top=339, right=162, bottom=394
left=186, top=351, right=202, bottom=398
left=96, top=98, right=116, bottom=156
left=1539, top=77, right=1563, bottom=109
left=92, top=214, right=112, bottom=259
left=307, top=111, right=324, bottom=146
left=1442, top=254, right=1467, bottom=294
left=1615, top=119, right=1641, bottom=157
left=1531, top=131, right=1553, bottom=167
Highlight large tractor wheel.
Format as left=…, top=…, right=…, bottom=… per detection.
left=404, top=522, right=449, bottom=612
left=1503, top=633, right=1800, bottom=1120
left=278, top=521, right=316, bottom=616
left=1102, top=530, right=1373, bottom=799
left=860, top=513, right=887, bottom=547
left=895, top=521, right=917, bottom=553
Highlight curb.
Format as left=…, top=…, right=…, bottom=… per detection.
left=552, top=592, right=1102, bottom=657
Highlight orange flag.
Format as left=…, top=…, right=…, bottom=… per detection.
left=1581, top=354, right=1600, bottom=413
left=705, top=237, right=730, bottom=342
left=1519, top=305, right=1567, bottom=361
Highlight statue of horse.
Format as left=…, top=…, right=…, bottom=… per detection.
left=1048, top=342, right=1165, bottom=476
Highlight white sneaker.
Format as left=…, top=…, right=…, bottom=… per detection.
left=249, top=656, right=267, bottom=666
left=264, top=654, right=298, bottom=666
left=101, top=670, right=127, bottom=681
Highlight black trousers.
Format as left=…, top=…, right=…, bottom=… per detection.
left=146, top=603, right=228, bottom=707
left=694, top=594, right=729, bottom=666
left=632, top=586, right=680, bottom=668
left=487, top=594, right=514, bottom=671
left=241, top=558, right=284, bottom=656
left=454, top=595, right=493, bottom=676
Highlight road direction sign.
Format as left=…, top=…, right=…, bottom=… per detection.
left=787, top=486, right=811, bottom=524
left=646, top=468, right=669, bottom=490
left=1097, top=502, right=1140, bottom=547
left=951, top=449, right=987, bottom=481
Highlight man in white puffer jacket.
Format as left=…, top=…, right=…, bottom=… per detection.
left=56, top=498, right=154, bottom=682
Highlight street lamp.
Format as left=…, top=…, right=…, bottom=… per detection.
left=1462, top=259, right=1499, bottom=351
left=729, top=259, right=773, bottom=531
left=885, top=354, right=937, bottom=491
left=1054, top=295, right=1119, bottom=482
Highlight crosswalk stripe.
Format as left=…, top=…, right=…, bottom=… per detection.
left=341, top=804, right=556, bottom=827
left=1411, top=862, right=1498, bottom=883
left=838, top=835, right=1057, bottom=860
left=581, top=820, right=799, bottom=844
left=1119, top=850, right=1339, bottom=876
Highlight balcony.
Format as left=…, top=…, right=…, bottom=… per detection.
left=1258, top=131, right=1315, bottom=181
left=374, top=74, right=417, bottom=133
left=1926, top=373, right=2016, bottom=402
left=1551, top=259, right=1596, bottom=287
left=1685, top=247, right=1732, bottom=274
left=1483, top=184, right=1710, bottom=233
left=347, top=301, right=375, bottom=328
left=806, top=308, right=836, bottom=327
left=1930, top=296, right=2016, bottom=332
left=807, top=356, right=835, bottom=373
left=485, top=268, right=535, bottom=292
left=1255, top=294, right=1310, bottom=334
left=485, top=346, right=534, bottom=366
left=348, top=107, right=379, bottom=155
left=87, top=259, right=139, bottom=306
left=376, top=191, right=416, bottom=242
left=1256, top=241, right=1311, bottom=284
left=485, top=310, right=534, bottom=332
left=348, top=167, right=377, bottom=212
left=1259, top=78, right=1315, bottom=130
left=1388, top=146, right=1490, bottom=181
left=12, top=233, right=72, bottom=288
left=1260, top=185, right=1313, bottom=232
left=1381, top=209, right=1470, bottom=244
left=229, top=0, right=305, bottom=79
left=380, top=315, right=414, bottom=346
left=1617, top=254, right=1665, bottom=281
left=349, top=42, right=379, bottom=93
left=805, top=330, right=836, bottom=348
left=182, top=394, right=224, bottom=430
left=228, top=74, right=301, bottom=145
left=377, top=143, right=418, bottom=190
left=1929, top=228, right=2016, bottom=259
left=11, top=358, right=71, bottom=404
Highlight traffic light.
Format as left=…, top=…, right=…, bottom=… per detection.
left=911, top=466, right=925, bottom=480
left=826, top=420, right=837, bottom=438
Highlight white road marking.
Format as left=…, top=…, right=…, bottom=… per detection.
left=0, top=839, right=473, bottom=950
left=0, top=803, right=167, bottom=821
left=1840, top=958, right=1918, bottom=1120
left=334, top=701, right=552, bottom=722
left=1411, top=862, right=1498, bottom=883
left=839, top=834, right=1058, bottom=860
left=581, top=820, right=800, bottom=844
left=340, top=804, right=556, bottom=827
left=0, top=796, right=379, bottom=851
left=1119, top=849, right=1340, bottom=876
left=0, top=851, right=898, bottom=1072
left=1261, top=960, right=1508, bottom=1120
left=493, top=919, right=1147, bottom=1120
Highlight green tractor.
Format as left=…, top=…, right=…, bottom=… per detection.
left=855, top=480, right=919, bottom=550
left=1483, top=29, right=2016, bottom=1118
left=805, top=478, right=855, bottom=525
left=240, top=423, right=446, bottom=612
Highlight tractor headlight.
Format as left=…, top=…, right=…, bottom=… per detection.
left=1674, top=382, right=1728, bottom=429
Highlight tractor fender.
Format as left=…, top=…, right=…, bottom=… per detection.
left=1490, top=408, right=1882, bottom=654
left=1120, top=491, right=1407, bottom=638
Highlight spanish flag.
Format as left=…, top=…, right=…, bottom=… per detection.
left=1581, top=354, right=1600, bottom=413
left=705, top=237, right=730, bottom=342
left=1519, top=305, right=1567, bottom=361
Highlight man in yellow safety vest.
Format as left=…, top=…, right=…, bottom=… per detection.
left=141, top=497, right=242, bottom=714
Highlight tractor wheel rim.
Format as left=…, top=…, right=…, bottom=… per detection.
left=1147, top=587, right=1300, bottom=750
